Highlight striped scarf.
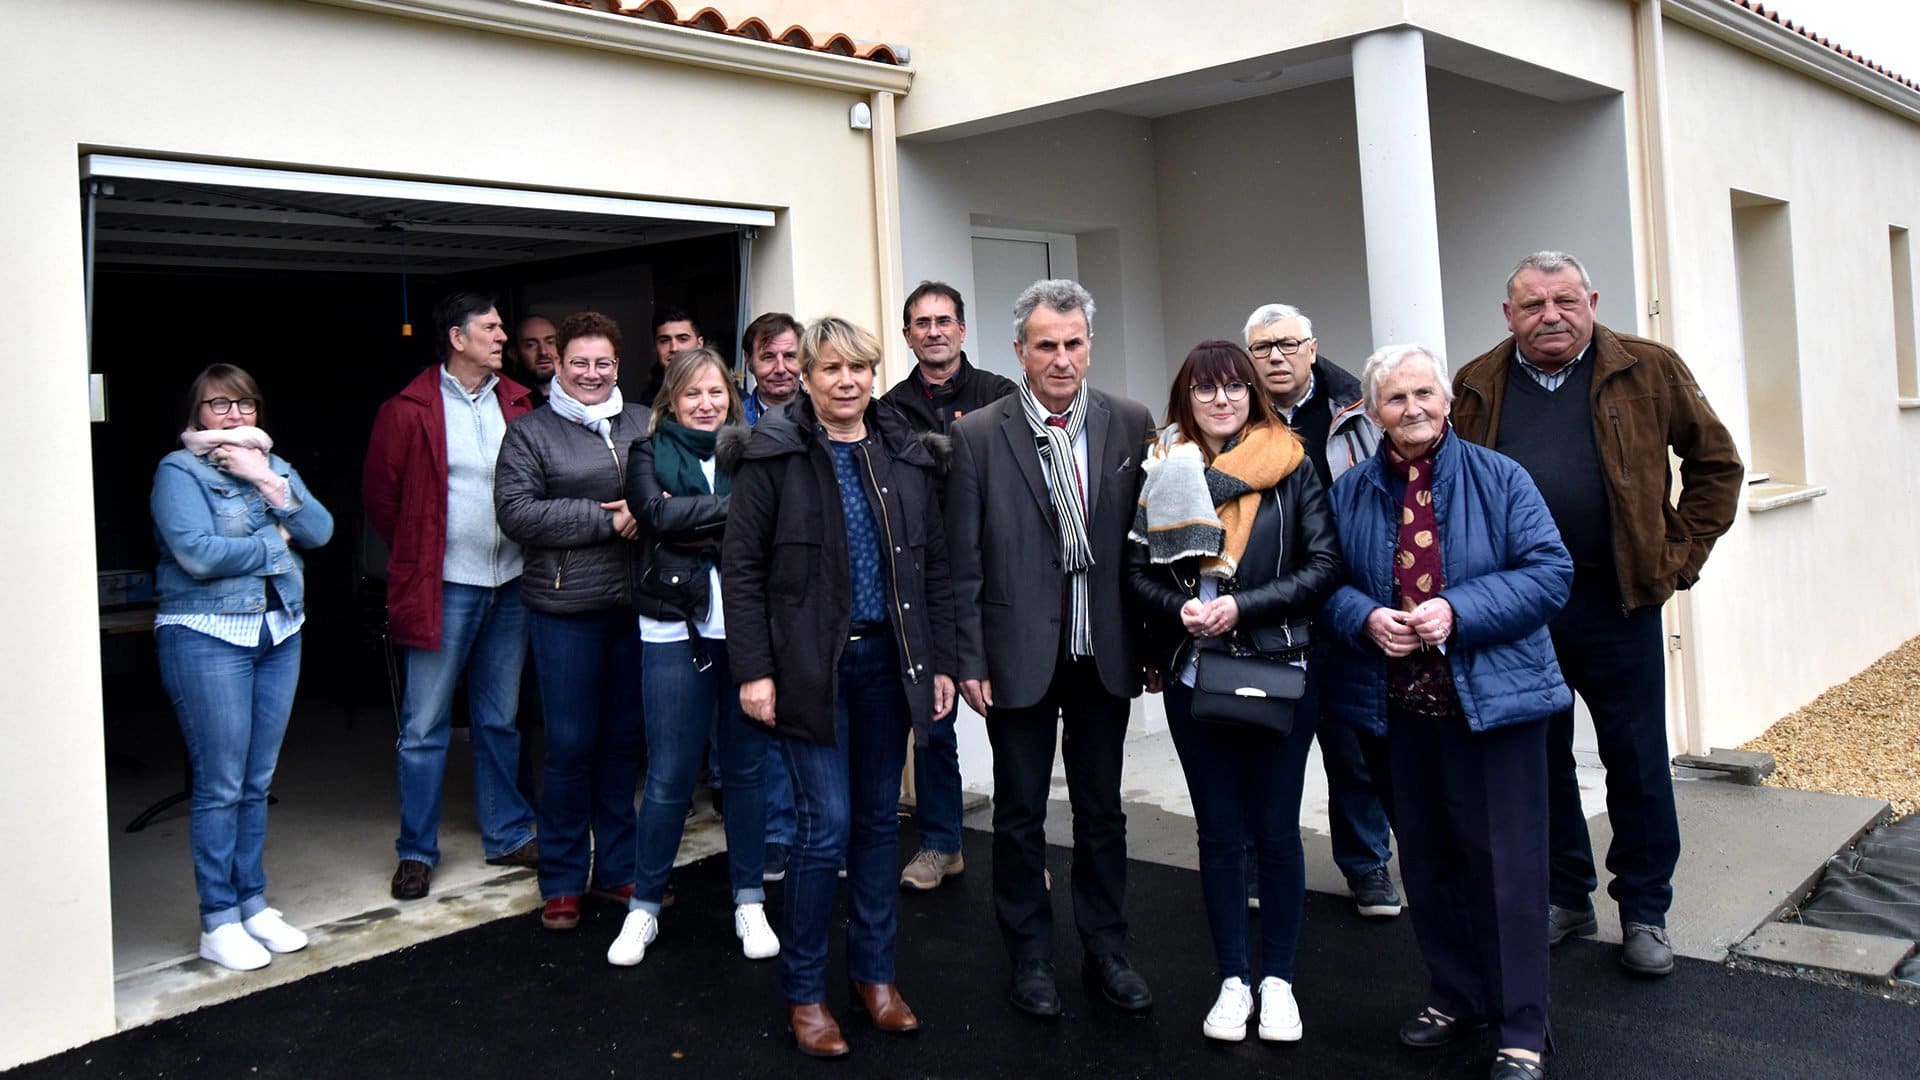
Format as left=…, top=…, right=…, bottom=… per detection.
left=1020, top=382, right=1094, bottom=657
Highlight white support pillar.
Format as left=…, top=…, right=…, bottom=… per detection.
left=1352, top=28, right=1448, bottom=358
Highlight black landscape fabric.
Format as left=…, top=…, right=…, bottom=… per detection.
left=1797, top=813, right=1920, bottom=987
left=20, top=828, right=1918, bottom=1078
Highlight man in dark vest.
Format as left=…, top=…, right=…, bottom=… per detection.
left=1451, top=251, right=1743, bottom=978
left=1242, top=303, right=1399, bottom=921
left=884, top=281, right=1017, bottom=893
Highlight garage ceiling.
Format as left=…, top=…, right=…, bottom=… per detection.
left=81, top=156, right=775, bottom=275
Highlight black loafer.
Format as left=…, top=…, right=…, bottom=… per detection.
left=1082, top=952, right=1154, bottom=1011
left=1010, top=959, right=1062, bottom=1018
left=1399, top=1007, right=1483, bottom=1048
left=1490, top=1050, right=1547, bottom=1079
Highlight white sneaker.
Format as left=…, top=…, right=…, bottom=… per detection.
left=1202, top=977, right=1253, bottom=1041
left=199, top=922, right=271, bottom=971
left=734, top=902, right=781, bottom=960
left=1257, top=976, right=1303, bottom=1041
left=242, top=907, right=309, bottom=953
left=606, top=909, right=659, bottom=967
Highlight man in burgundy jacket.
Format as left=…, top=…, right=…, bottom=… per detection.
left=364, top=291, right=540, bottom=901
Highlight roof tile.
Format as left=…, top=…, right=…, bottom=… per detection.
left=542, top=1, right=903, bottom=65
left=1731, top=0, right=1916, bottom=93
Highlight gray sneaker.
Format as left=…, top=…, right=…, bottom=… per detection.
left=1349, top=866, right=1404, bottom=918
left=899, top=848, right=964, bottom=891
left=1620, top=922, right=1675, bottom=976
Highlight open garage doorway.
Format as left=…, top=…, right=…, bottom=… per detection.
left=86, top=156, right=771, bottom=1018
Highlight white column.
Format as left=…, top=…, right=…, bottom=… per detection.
left=1352, top=28, right=1448, bottom=358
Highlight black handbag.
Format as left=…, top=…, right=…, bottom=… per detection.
left=635, top=542, right=713, bottom=622
left=1188, top=627, right=1309, bottom=736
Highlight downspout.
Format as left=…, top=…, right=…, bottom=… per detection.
left=868, top=90, right=907, bottom=387
left=1637, top=1, right=1705, bottom=757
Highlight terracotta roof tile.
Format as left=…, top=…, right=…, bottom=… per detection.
left=1731, top=0, right=1918, bottom=93
left=536, top=1, right=904, bottom=66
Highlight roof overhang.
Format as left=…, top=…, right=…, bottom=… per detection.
left=1664, top=0, right=1920, bottom=124
left=304, top=0, right=912, bottom=94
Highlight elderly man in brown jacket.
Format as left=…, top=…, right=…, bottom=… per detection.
left=1451, top=251, right=1743, bottom=980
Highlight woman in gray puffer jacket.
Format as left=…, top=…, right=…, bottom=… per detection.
left=494, top=311, right=648, bottom=933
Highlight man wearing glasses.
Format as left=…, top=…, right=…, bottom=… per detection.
left=883, top=281, right=1018, bottom=894
left=1242, top=304, right=1399, bottom=924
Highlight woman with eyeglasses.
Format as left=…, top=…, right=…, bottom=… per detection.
left=151, top=364, right=334, bottom=971
left=494, top=311, right=649, bottom=933
left=1124, top=340, right=1341, bottom=1043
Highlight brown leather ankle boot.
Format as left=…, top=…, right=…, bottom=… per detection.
left=788, top=1002, right=850, bottom=1057
left=849, top=981, right=921, bottom=1033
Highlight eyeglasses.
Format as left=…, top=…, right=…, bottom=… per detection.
left=1249, top=337, right=1312, bottom=359
left=909, top=315, right=959, bottom=332
left=1190, top=380, right=1250, bottom=403
left=202, top=396, right=260, bottom=416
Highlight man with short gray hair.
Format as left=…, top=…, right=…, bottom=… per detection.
left=948, top=278, right=1155, bottom=1019
left=1452, top=251, right=1742, bottom=978
left=1243, top=303, right=1398, bottom=921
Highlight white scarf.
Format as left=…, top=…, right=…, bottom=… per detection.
left=1020, top=381, right=1094, bottom=658
left=180, top=426, right=274, bottom=457
left=546, top=378, right=626, bottom=446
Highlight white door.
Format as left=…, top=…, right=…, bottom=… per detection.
left=968, top=229, right=1079, bottom=382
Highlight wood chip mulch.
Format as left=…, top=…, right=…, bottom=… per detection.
left=1740, top=634, right=1920, bottom=820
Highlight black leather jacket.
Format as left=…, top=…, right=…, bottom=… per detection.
left=623, top=430, right=737, bottom=623
left=1125, top=461, right=1344, bottom=675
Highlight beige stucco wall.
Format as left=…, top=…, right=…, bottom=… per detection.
left=0, top=0, right=885, bottom=1065
left=1660, top=22, right=1920, bottom=749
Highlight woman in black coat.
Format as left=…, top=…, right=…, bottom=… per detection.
left=1125, top=340, right=1342, bottom=1045
left=721, top=317, right=958, bottom=1059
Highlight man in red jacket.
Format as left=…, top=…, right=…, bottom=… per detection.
left=364, top=291, right=540, bottom=901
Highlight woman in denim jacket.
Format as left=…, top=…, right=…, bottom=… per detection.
left=151, top=364, right=333, bottom=972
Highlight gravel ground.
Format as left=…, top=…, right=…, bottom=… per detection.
left=1741, top=635, right=1920, bottom=820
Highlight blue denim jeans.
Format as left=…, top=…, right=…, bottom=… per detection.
left=529, top=609, right=644, bottom=898
left=763, top=741, right=797, bottom=848
left=395, top=581, right=536, bottom=866
left=631, top=637, right=769, bottom=915
left=910, top=713, right=963, bottom=854
left=156, top=624, right=301, bottom=930
left=1165, top=680, right=1317, bottom=982
left=776, top=635, right=910, bottom=1003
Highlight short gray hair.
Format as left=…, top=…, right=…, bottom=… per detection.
left=1359, top=344, right=1453, bottom=412
left=1243, top=303, right=1314, bottom=343
left=1505, top=250, right=1591, bottom=297
left=1012, top=279, right=1096, bottom=345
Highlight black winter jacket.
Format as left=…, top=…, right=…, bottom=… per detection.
left=882, top=353, right=1018, bottom=435
left=623, top=430, right=736, bottom=623
left=720, top=397, right=959, bottom=748
left=1125, top=458, right=1344, bottom=676
left=494, top=404, right=648, bottom=614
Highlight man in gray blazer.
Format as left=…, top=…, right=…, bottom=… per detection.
left=947, top=279, right=1155, bottom=1019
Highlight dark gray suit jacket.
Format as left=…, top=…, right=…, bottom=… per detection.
left=947, top=386, right=1153, bottom=709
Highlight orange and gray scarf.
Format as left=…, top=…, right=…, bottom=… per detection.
left=1131, top=423, right=1304, bottom=578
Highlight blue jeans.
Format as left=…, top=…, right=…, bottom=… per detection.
left=156, top=624, right=301, bottom=930
left=763, top=742, right=797, bottom=848
left=529, top=609, right=644, bottom=898
left=631, top=637, right=769, bottom=915
left=395, top=581, right=536, bottom=866
left=1166, top=680, right=1317, bottom=982
left=776, top=635, right=911, bottom=1003
left=1310, top=667, right=1395, bottom=880
left=910, top=713, right=963, bottom=854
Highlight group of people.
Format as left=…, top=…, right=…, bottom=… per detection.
left=146, top=249, right=1742, bottom=1080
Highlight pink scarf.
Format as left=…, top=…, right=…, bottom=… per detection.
left=180, top=426, right=274, bottom=458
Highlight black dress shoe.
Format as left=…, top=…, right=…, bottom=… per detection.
left=1620, top=923, right=1675, bottom=977
left=1082, top=952, right=1154, bottom=1011
left=1399, top=1007, right=1484, bottom=1048
left=1489, top=1050, right=1547, bottom=1079
left=1547, top=903, right=1597, bottom=946
left=1010, top=960, right=1062, bottom=1018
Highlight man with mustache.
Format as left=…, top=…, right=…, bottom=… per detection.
left=1451, top=251, right=1742, bottom=979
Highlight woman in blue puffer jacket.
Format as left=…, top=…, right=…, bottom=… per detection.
left=151, top=364, right=333, bottom=973
left=1320, top=344, right=1570, bottom=1080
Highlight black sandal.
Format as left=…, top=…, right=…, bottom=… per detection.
left=1489, top=1050, right=1547, bottom=1080
left=1399, top=1007, right=1482, bottom=1048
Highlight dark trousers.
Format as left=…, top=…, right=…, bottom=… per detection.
left=1546, top=578, right=1677, bottom=926
left=1389, top=708, right=1550, bottom=1053
left=986, top=654, right=1130, bottom=962
left=1166, top=681, right=1316, bottom=982
left=528, top=609, right=644, bottom=898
